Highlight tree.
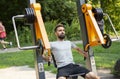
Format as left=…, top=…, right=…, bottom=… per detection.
left=0, top=0, right=120, bottom=34
left=93, top=0, right=120, bottom=32
left=0, top=0, right=28, bottom=33
left=101, top=0, right=120, bottom=31
left=37, top=0, right=77, bottom=25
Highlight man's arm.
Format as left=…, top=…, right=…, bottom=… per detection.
left=74, top=47, right=88, bottom=58
left=71, top=41, right=88, bottom=57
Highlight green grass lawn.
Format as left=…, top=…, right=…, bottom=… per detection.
left=93, top=41, right=120, bottom=69
left=0, top=41, right=120, bottom=73
left=0, top=50, right=34, bottom=68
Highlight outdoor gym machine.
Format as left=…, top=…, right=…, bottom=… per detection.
left=81, top=4, right=112, bottom=51
left=77, top=0, right=119, bottom=74
left=12, top=0, right=119, bottom=79
left=12, top=0, right=51, bottom=79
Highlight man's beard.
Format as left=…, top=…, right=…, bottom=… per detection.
left=58, top=34, right=65, bottom=40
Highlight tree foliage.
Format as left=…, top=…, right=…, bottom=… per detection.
left=0, top=0, right=27, bottom=32
left=0, top=0, right=120, bottom=34
left=92, top=0, right=120, bottom=32
left=38, top=0, right=77, bottom=25
left=101, top=0, right=120, bottom=31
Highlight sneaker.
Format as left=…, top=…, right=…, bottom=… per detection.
left=3, top=48, right=7, bottom=51
left=9, top=42, right=12, bottom=46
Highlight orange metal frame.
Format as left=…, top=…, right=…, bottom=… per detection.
left=82, top=4, right=106, bottom=51
left=31, top=3, right=51, bottom=56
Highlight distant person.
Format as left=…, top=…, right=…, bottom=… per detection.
left=0, top=21, right=12, bottom=50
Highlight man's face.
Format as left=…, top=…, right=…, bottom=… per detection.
left=55, top=26, right=65, bottom=40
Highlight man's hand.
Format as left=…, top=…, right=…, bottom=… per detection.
left=42, top=55, right=51, bottom=62
left=83, top=51, right=88, bottom=58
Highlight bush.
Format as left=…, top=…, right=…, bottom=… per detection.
left=6, top=25, right=33, bottom=47
left=65, top=19, right=81, bottom=41
left=44, top=20, right=58, bottom=41
left=7, top=20, right=81, bottom=48
left=113, top=59, right=120, bottom=77
left=45, top=19, right=81, bottom=41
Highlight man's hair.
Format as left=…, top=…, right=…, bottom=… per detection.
left=54, top=23, right=64, bottom=32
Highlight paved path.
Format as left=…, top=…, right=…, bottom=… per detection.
left=0, top=66, right=56, bottom=79
left=0, top=66, right=118, bottom=79
left=0, top=47, right=21, bottom=53
left=0, top=48, right=119, bottom=79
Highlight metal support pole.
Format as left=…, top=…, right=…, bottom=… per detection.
left=76, top=0, right=97, bottom=74
left=28, top=0, right=46, bottom=79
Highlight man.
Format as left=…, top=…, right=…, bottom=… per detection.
left=43, top=23, right=100, bottom=79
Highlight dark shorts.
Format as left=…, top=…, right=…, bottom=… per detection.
left=57, top=63, right=90, bottom=79
left=0, top=38, right=5, bottom=40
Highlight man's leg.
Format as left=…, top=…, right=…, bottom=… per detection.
left=58, top=76, right=66, bottom=79
left=85, top=72, right=100, bottom=79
